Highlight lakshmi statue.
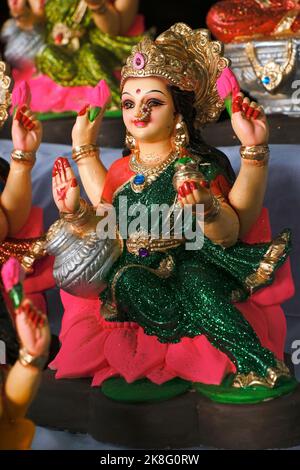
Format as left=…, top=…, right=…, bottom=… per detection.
left=0, top=63, right=54, bottom=314
left=0, top=259, right=50, bottom=450
left=46, top=23, right=297, bottom=404
left=0, top=60, right=51, bottom=449
left=2, top=0, right=144, bottom=113
left=206, top=0, right=300, bottom=43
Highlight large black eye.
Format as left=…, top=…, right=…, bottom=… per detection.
left=121, top=100, right=135, bottom=110
left=147, top=99, right=164, bottom=107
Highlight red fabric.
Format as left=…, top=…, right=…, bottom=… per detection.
left=206, top=0, right=300, bottom=43
left=49, top=157, right=295, bottom=385
left=101, top=156, right=133, bottom=203
left=210, top=173, right=232, bottom=200
left=14, top=206, right=55, bottom=312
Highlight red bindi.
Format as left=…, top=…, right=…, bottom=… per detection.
left=136, top=89, right=141, bottom=94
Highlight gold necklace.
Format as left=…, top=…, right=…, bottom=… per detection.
left=137, top=151, right=172, bottom=167
left=245, top=40, right=297, bottom=92
left=129, top=151, right=179, bottom=193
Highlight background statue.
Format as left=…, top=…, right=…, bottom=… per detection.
left=2, top=0, right=144, bottom=113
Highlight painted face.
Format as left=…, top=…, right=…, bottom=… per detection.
left=121, top=77, right=177, bottom=144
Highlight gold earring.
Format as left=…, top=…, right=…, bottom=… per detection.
left=125, top=131, right=137, bottom=150
left=173, top=116, right=189, bottom=154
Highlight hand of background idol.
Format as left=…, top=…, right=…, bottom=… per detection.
left=231, top=92, right=269, bottom=146
left=52, top=157, right=80, bottom=214
left=12, top=103, right=42, bottom=154
left=15, top=298, right=50, bottom=358
left=8, top=0, right=45, bottom=29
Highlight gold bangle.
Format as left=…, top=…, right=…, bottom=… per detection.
left=204, top=195, right=221, bottom=223
left=60, top=198, right=94, bottom=227
left=19, top=347, right=48, bottom=370
left=192, top=195, right=221, bottom=223
left=240, top=144, right=270, bottom=162
left=11, top=149, right=36, bottom=166
left=242, top=157, right=269, bottom=167
left=72, top=144, right=100, bottom=163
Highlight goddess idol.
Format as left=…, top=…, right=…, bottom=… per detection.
left=46, top=23, right=297, bottom=404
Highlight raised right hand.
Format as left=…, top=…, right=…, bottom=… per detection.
left=52, top=157, right=80, bottom=213
left=71, top=104, right=107, bottom=148
left=12, top=105, right=42, bottom=153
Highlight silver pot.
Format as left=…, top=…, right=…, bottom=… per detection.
left=46, top=219, right=121, bottom=299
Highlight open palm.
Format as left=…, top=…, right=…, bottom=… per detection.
left=15, top=299, right=50, bottom=357
left=52, top=157, right=80, bottom=213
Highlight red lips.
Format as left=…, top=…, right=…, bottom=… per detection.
left=133, top=120, right=148, bottom=127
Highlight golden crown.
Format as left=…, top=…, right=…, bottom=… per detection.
left=121, top=23, right=229, bottom=128
left=0, top=61, right=11, bottom=129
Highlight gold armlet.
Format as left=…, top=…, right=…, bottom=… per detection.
left=72, top=144, right=100, bottom=163
left=11, top=149, right=36, bottom=166
left=193, top=195, right=221, bottom=224
left=240, top=145, right=270, bottom=166
left=60, top=198, right=94, bottom=229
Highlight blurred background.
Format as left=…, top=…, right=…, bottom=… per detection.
left=0, top=0, right=216, bottom=49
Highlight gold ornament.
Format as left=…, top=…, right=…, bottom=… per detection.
left=273, top=9, right=300, bottom=36
left=52, top=0, right=87, bottom=51
left=0, top=61, right=11, bottom=129
left=231, top=230, right=290, bottom=302
left=254, top=0, right=272, bottom=7
left=245, top=40, right=297, bottom=93
left=0, top=236, right=46, bottom=273
left=129, top=150, right=179, bottom=193
left=72, top=143, right=99, bottom=163
left=172, top=116, right=189, bottom=154
left=121, top=23, right=229, bottom=128
left=125, top=130, right=137, bottom=150
left=232, top=360, right=290, bottom=389
left=11, top=149, right=36, bottom=166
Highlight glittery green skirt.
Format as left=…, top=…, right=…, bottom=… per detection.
left=100, top=230, right=291, bottom=378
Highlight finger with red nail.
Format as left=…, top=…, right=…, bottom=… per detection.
left=23, top=110, right=37, bottom=131
left=242, top=97, right=250, bottom=114
left=246, top=104, right=255, bottom=119
left=53, top=157, right=71, bottom=183
left=15, top=104, right=27, bottom=123
left=78, top=104, right=89, bottom=116
left=253, top=105, right=263, bottom=120
left=232, top=93, right=243, bottom=114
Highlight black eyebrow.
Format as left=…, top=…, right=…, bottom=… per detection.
left=145, top=90, right=166, bottom=95
left=121, top=92, right=133, bottom=97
